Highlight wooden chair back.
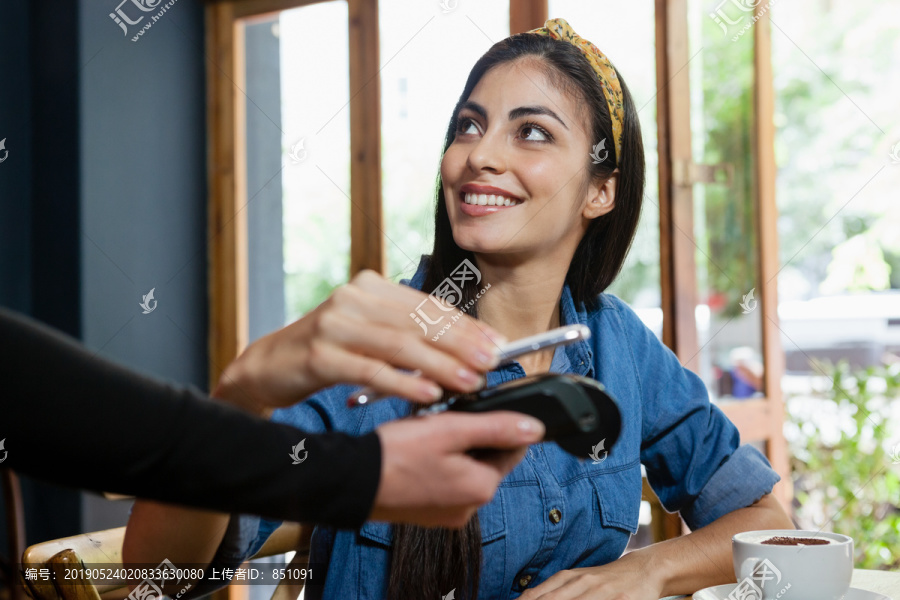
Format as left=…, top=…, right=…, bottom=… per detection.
left=2, top=471, right=27, bottom=600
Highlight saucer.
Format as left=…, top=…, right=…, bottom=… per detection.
left=692, top=583, right=892, bottom=600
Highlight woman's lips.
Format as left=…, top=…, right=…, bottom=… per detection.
left=458, top=191, right=522, bottom=217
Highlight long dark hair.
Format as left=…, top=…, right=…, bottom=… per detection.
left=387, top=32, right=645, bottom=600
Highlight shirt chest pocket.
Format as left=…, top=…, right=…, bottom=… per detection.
left=589, top=461, right=642, bottom=535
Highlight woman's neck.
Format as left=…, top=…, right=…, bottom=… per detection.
left=472, top=256, right=568, bottom=374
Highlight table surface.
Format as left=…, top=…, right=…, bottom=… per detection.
left=852, top=570, right=900, bottom=597
left=665, top=569, right=900, bottom=599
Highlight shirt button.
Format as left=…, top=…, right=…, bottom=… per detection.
left=518, top=574, right=532, bottom=587
left=549, top=508, right=562, bottom=524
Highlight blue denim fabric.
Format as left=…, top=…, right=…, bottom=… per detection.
left=209, top=256, right=780, bottom=600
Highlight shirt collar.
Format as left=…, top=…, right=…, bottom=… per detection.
left=403, top=255, right=430, bottom=289
left=558, top=282, right=594, bottom=377
left=403, top=255, right=594, bottom=377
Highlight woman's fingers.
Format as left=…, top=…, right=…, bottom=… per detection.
left=224, top=270, right=508, bottom=409
left=327, top=277, right=506, bottom=375
left=346, top=270, right=506, bottom=346
left=305, top=343, right=445, bottom=403
left=308, top=311, right=493, bottom=396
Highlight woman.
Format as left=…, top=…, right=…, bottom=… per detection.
left=125, top=19, right=792, bottom=599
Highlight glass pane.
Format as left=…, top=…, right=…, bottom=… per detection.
left=547, top=1, right=662, bottom=337
left=771, top=1, right=900, bottom=373
left=379, top=1, right=509, bottom=282
left=243, top=1, right=351, bottom=342
left=687, top=0, right=764, bottom=401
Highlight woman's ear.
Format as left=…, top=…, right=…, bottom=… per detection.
left=583, top=170, right=618, bottom=219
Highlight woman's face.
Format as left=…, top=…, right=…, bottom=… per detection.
left=441, top=58, right=615, bottom=262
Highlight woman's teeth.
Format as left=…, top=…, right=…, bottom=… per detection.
left=463, top=193, right=520, bottom=206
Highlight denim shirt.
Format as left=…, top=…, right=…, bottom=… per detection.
left=210, top=256, right=780, bottom=600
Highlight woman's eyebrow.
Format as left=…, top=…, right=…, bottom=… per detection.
left=509, top=105, right=568, bottom=130
left=458, top=101, right=487, bottom=120
left=458, top=102, right=568, bottom=130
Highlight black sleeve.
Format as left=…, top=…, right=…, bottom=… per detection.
left=0, top=308, right=381, bottom=529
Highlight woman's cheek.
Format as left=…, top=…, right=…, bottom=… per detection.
left=517, top=157, right=554, bottom=197
left=441, top=144, right=466, bottom=178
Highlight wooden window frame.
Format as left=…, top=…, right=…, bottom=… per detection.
left=655, top=0, right=790, bottom=511
left=206, top=0, right=382, bottom=387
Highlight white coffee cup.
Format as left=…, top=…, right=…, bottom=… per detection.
left=732, top=530, right=853, bottom=600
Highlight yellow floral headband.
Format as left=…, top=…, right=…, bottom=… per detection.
left=527, top=18, right=624, bottom=165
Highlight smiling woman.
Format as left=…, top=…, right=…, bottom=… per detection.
left=392, top=25, right=649, bottom=600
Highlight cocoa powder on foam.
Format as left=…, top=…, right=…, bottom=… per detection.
left=761, top=536, right=831, bottom=546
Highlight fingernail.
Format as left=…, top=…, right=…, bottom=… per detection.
left=487, top=331, right=508, bottom=346
left=518, top=418, right=544, bottom=437
left=421, top=382, right=443, bottom=401
left=475, top=349, right=499, bottom=368
left=457, top=367, right=481, bottom=384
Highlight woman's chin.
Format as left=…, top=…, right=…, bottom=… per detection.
left=452, top=235, right=514, bottom=256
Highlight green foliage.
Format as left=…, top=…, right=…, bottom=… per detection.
left=284, top=209, right=349, bottom=321
left=786, top=362, right=900, bottom=569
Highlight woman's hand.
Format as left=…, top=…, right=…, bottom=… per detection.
left=214, top=270, right=506, bottom=414
left=518, top=552, right=664, bottom=600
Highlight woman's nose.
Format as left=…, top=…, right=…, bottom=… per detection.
left=466, top=131, right=507, bottom=174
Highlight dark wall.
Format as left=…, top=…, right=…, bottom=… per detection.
left=0, top=0, right=84, bottom=557
left=0, top=0, right=208, bottom=556
left=78, top=0, right=208, bottom=532
left=0, top=0, right=33, bottom=313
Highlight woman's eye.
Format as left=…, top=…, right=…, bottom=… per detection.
left=520, top=123, right=550, bottom=142
left=457, top=118, right=480, bottom=135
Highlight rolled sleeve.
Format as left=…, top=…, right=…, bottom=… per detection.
left=215, top=514, right=267, bottom=567
left=184, top=514, right=267, bottom=598
left=639, top=365, right=781, bottom=530
left=612, top=296, right=781, bottom=531
left=680, top=443, right=781, bottom=529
